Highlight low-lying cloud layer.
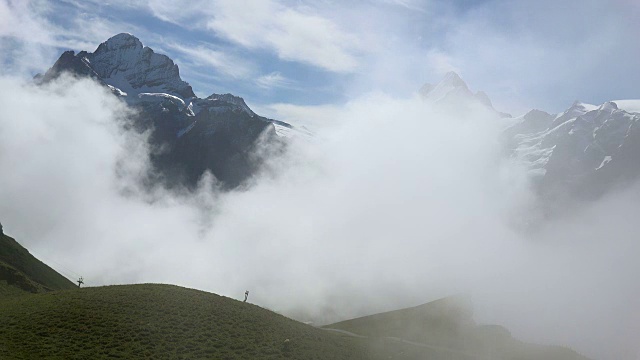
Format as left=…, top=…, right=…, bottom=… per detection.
left=0, top=76, right=639, bottom=360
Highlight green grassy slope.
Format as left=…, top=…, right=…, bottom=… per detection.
left=325, top=296, right=590, bottom=360
left=0, top=232, right=76, bottom=295
left=0, top=228, right=593, bottom=359
left=0, top=284, right=399, bottom=360
left=0, top=261, right=50, bottom=297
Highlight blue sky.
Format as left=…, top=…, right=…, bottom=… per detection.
left=1, top=0, right=639, bottom=115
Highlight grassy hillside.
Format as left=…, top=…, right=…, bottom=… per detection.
left=0, top=226, right=593, bottom=359
left=0, top=284, right=593, bottom=360
left=0, top=261, right=50, bottom=296
left=0, top=232, right=76, bottom=296
left=0, top=284, right=399, bottom=360
left=325, top=296, right=590, bottom=360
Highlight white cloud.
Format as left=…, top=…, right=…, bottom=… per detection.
left=424, top=0, right=640, bottom=113
left=166, top=42, right=256, bottom=80
left=146, top=0, right=209, bottom=25
left=206, top=0, right=362, bottom=73
left=17, top=0, right=640, bottom=115
left=375, top=0, right=427, bottom=12
left=251, top=102, right=344, bottom=131
left=0, top=0, right=53, bottom=41
left=255, top=71, right=294, bottom=89
left=0, top=0, right=59, bottom=74
left=0, top=0, right=146, bottom=75
left=424, top=50, right=460, bottom=77
left=104, top=0, right=365, bottom=73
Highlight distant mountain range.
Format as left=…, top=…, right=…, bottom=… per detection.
left=505, top=100, right=640, bottom=208
left=36, top=33, right=640, bottom=208
left=36, top=33, right=293, bottom=189
left=421, top=71, right=640, bottom=213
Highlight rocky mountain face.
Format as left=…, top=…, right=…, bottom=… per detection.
left=37, top=33, right=290, bottom=189
left=423, top=73, right=640, bottom=211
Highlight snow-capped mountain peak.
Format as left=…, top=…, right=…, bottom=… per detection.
left=419, top=71, right=511, bottom=117
left=95, top=32, right=143, bottom=51
left=548, top=101, right=598, bottom=129
left=419, top=71, right=471, bottom=102
left=80, top=33, right=195, bottom=99
left=37, top=33, right=294, bottom=189
left=440, top=71, right=467, bottom=87
left=505, top=96, right=640, bottom=205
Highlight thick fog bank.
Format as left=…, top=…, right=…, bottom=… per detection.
left=0, top=77, right=638, bottom=359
